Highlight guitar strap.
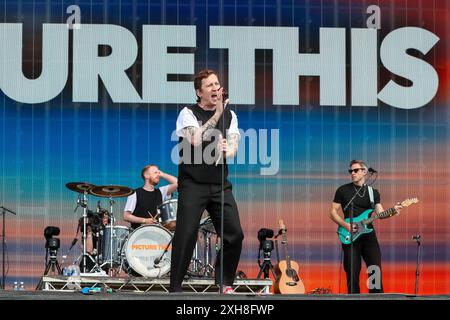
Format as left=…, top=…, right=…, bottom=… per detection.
left=368, top=185, right=375, bottom=209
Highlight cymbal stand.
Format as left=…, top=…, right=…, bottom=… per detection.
left=202, top=229, right=215, bottom=277
left=191, top=242, right=201, bottom=275
left=81, top=191, right=88, bottom=273
left=75, top=192, right=101, bottom=273
left=105, top=196, right=116, bottom=276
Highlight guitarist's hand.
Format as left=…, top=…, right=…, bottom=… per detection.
left=393, top=203, right=403, bottom=216
left=345, top=223, right=358, bottom=234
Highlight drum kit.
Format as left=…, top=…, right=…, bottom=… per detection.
left=65, top=182, right=218, bottom=278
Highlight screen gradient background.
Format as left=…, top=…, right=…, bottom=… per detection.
left=0, top=0, right=449, bottom=294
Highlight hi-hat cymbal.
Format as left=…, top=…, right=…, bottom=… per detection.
left=199, top=213, right=216, bottom=234
left=66, top=182, right=97, bottom=194
left=89, top=185, right=134, bottom=198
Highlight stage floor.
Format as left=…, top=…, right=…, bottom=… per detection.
left=1, top=291, right=450, bottom=300
left=0, top=274, right=446, bottom=300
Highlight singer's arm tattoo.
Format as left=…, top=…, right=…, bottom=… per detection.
left=183, top=114, right=220, bottom=146
left=225, top=133, right=239, bottom=158
left=184, top=126, right=197, bottom=140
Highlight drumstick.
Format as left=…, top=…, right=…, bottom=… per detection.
left=147, top=211, right=161, bottom=220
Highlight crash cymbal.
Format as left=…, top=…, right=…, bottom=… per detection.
left=65, top=182, right=97, bottom=194
left=89, top=185, right=134, bottom=198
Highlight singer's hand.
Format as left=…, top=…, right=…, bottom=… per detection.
left=217, top=134, right=229, bottom=153
left=215, top=87, right=228, bottom=114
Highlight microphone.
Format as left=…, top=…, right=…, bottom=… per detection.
left=154, top=257, right=161, bottom=267
left=215, top=87, right=229, bottom=167
left=412, top=234, right=421, bottom=241
left=221, top=87, right=229, bottom=103
left=368, top=167, right=377, bottom=174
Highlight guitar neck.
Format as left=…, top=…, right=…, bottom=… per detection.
left=281, top=233, right=291, bottom=268
left=364, top=207, right=397, bottom=225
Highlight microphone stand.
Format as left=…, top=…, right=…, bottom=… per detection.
left=0, top=206, right=16, bottom=290
left=212, top=88, right=228, bottom=294
left=219, top=95, right=226, bottom=295
left=413, top=235, right=422, bottom=295
left=154, top=237, right=173, bottom=266
left=342, top=184, right=364, bottom=294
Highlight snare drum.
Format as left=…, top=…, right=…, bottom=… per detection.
left=157, top=199, right=178, bottom=231
left=122, top=224, right=172, bottom=277
left=99, top=225, right=130, bottom=267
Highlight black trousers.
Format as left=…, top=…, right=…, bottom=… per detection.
left=343, top=232, right=383, bottom=293
left=169, top=178, right=244, bottom=292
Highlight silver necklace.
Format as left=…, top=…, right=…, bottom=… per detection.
left=354, top=184, right=366, bottom=198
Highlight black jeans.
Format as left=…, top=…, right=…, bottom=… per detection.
left=343, top=232, right=383, bottom=293
left=169, top=178, right=244, bottom=292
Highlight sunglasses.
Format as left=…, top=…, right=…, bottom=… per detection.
left=348, top=168, right=365, bottom=174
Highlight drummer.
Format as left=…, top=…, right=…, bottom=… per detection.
left=123, top=164, right=178, bottom=230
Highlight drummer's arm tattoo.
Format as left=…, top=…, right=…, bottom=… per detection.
left=184, top=115, right=220, bottom=146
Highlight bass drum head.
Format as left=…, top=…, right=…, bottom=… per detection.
left=123, top=224, right=172, bottom=277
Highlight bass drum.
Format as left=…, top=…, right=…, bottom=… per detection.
left=122, top=224, right=172, bottom=277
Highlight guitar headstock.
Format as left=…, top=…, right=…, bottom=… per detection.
left=278, top=219, right=287, bottom=234
left=400, top=198, right=419, bottom=207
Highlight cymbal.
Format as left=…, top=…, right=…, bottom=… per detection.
left=89, top=185, right=134, bottom=198
left=199, top=215, right=216, bottom=234
left=65, top=182, right=97, bottom=194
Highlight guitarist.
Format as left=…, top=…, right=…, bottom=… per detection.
left=329, top=160, right=403, bottom=294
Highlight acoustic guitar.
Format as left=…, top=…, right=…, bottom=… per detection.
left=274, top=219, right=305, bottom=294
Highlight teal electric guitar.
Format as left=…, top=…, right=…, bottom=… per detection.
left=337, top=198, right=419, bottom=245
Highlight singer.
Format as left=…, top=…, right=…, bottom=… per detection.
left=329, top=160, right=402, bottom=293
left=170, top=69, right=244, bottom=293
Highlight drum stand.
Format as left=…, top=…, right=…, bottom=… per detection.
left=190, top=229, right=216, bottom=277
left=202, top=230, right=215, bottom=277
left=100, top=197, right=119, bottom=276
left=75, top=191, right=102, bottom=273
left=191, top=243, right=201, bottom=275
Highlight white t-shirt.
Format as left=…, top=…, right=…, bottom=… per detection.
left=176, top=107, right=241, bottom=139
left=123, top=185, right=171, bottom=213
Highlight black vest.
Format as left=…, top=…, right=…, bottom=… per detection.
left=131, top=187, right=163, bottom=229
left=178, top=104, right=232, bottom=184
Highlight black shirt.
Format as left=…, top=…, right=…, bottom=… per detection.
left=178, top=104, right=232, bottom=184
left=131, top=187, right=163, bottom=230
left=333, top=183, right=380, bottom=219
